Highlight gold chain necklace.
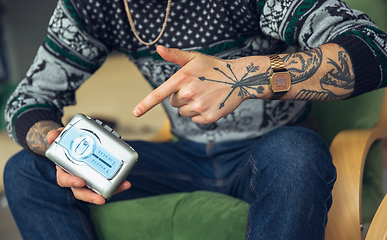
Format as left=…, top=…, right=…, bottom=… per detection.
left=123, top=0, right=172, bottom=46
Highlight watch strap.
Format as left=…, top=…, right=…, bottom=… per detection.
left=269, top=54, right=290, bottom=100
left=269, top=54, right=287, bottom=72
left=271, top=91, right=287, bottom=100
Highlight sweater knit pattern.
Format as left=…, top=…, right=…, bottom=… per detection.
left=5, top=0, right=387, bottom=146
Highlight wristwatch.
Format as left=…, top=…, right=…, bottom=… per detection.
left=269, top=54, right=291, bottom=100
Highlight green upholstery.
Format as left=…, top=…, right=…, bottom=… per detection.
left=311, top=90, right=384, bottom=144
left=90, top=191, right=249, bottom=240
left=89, top=0, right=387, bottom=238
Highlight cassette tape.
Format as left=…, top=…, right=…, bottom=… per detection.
left=45, top=113, right=138, bottom=199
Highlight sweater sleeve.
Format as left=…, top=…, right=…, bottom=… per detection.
left=258, top=0, right=387, bottom=98
left=5, top=0, right=109, bottom=150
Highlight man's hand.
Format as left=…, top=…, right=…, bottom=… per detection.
left=46, top=127, right=131, bottom=205
left=133, top=44, right=356, bottom=119
left=133, top=45, right=271, bottom=124
left=26, top=120, right=62, bottom=156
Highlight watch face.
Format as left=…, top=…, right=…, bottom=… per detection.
left=270, top=72, right=291, bottom=92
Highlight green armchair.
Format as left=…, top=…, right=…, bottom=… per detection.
left=87, top=1, right=387, bottom=239
left=89, top=88, right=387, bottom=240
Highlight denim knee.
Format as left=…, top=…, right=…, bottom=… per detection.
left=249, top=126, right=336, bottom=199
left=4, top=150, right=56, bottom=203
left=245, top=127, right=336, bottom=240
left=258, top=126, right=332, bottom=171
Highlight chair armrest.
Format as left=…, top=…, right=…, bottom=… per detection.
left=366, top=193, right=387, bottom=240
left=325, top=127, right=387, bottom=240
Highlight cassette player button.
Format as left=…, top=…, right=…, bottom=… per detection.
left=75, top=138, right=91, bottom=155
left=71, top=135, right=95, bottom=159
left=111, top=130, right=121, bottom=139
left=95, top=119, right=103, bottom=125
left=103, top=124, right=113, bottom=132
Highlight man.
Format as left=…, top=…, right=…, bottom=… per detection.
left=4, top=0, right=387, bottom=239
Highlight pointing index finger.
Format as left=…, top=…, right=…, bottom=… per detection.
left=133, top=46, right=199, bottom=117
left=133, top=79, right=179, bottom=117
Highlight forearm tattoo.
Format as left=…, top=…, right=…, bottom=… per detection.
left=283, top=48, right=323, bottom=84
left=26, top=120, right=61, bottom=156
left=199, top=63, right=270, bottom=109
left=319, top=51, right=354, bottom=99
left=287, top=47, right=355, bottom=101
left=197, top=46, right=354, bottom=107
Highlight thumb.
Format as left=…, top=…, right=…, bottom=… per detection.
left=157, top=45, right=198, bottom=67
left=46, top=127, right=64, bottom=145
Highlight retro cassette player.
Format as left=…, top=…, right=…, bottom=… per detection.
left=45, top=113, right=138, bottom=199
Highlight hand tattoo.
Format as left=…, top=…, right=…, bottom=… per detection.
left=26, top=120, right=61, bottom=156
left=199, top=63, right=270, bottom=109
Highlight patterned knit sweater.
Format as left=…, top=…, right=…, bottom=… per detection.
left=5, top=0, right=387, bottom=149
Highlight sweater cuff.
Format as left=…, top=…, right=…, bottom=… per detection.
left=329, top=35, right=382, bottom=98
left=14, top=108, right=63, bottom=151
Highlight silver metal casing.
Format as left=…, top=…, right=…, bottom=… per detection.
left=45, top=113, right=138, bottom=199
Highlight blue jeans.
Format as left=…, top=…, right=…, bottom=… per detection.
left=4, top=126, right=336, bottom=240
